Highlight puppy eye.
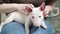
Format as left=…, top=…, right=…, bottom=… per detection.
left=39, top=16, right=41, bottom=18
left=32, top=16, right=34, bottom=19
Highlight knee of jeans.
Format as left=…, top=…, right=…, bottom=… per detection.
left=44, top=20, right=53, bottom=32
left=2, top=22, right=24, bottom=28
left=1, top=22, right=25, bottom=31
left=1, top=22, right=26, bottom=34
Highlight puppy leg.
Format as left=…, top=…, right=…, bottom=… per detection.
left=0, top=14, right=14, bottom=32
left=25, top=17, right=30, bottom=34
left=41, top=21, right=47, bottom=29
left=25, top=22, right=30, bottom=34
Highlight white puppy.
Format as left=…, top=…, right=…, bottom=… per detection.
left=0, top=2, right=47, bottom=34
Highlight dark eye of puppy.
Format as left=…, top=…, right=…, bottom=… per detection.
left=39, top=16, right=41, bottom=18
left=32, top=16, right=34, bottom=19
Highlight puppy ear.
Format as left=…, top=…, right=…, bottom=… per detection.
left=40, top=2, right=45, bottom=11
left=24, top=6, right=32, bottom=15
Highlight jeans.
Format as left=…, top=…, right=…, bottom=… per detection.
left=1, top=20, right=53, bottom=34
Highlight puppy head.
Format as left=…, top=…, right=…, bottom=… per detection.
left=25, top=2, right=45, bottom=27
left=31, top=2, right=45, bottom=27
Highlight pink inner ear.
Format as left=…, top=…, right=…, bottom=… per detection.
left=25, top=6, right=32, bottom=15
left=40, top=5, right=45, bottom=11
left=26, top=7, right=32, bottom=13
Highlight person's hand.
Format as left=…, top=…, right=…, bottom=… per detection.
left=16, top=4, right=34, bottom=15
left=43, top=5, right=55, bottom=17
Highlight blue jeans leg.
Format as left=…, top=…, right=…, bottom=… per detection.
left=30, top=20, right=53, bottom=34
left=1, top=20, right=53, bottom=34
left=1, top=22, right=26, bottom=34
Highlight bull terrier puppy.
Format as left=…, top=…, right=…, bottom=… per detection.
left=0, top=2, right=47, bottom=34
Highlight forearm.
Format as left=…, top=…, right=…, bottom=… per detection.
left=0, top=3, right=34, bottom=15
left=0, top=3, right=18, bottom=13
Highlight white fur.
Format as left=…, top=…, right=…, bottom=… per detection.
left=0, top=7, right=47, bottom=34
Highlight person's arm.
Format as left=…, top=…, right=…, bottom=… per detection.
left=45, top=0, right=56, bottom=11
left=0, top=3, right=19, bottom=13
left=0, top=3, right=34, bottom=14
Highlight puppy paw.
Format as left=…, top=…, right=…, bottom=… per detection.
left=0, top=26, right=2, bottom=32
left=41, top=21, right=47, bottom=29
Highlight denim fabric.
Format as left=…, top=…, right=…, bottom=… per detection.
left=1, top=20, right=53, bottom=34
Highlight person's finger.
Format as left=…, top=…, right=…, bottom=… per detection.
left=43, top=11, right=48, bottom=17
left=43, top=13, right=49, bottom=17
left=25, top=4, right=34, bottom=9
left=45, top=14, right=49, bottom=17
left=44, top=11, right=50, bottom=14
left=29, top=4, right=34, bottom=8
